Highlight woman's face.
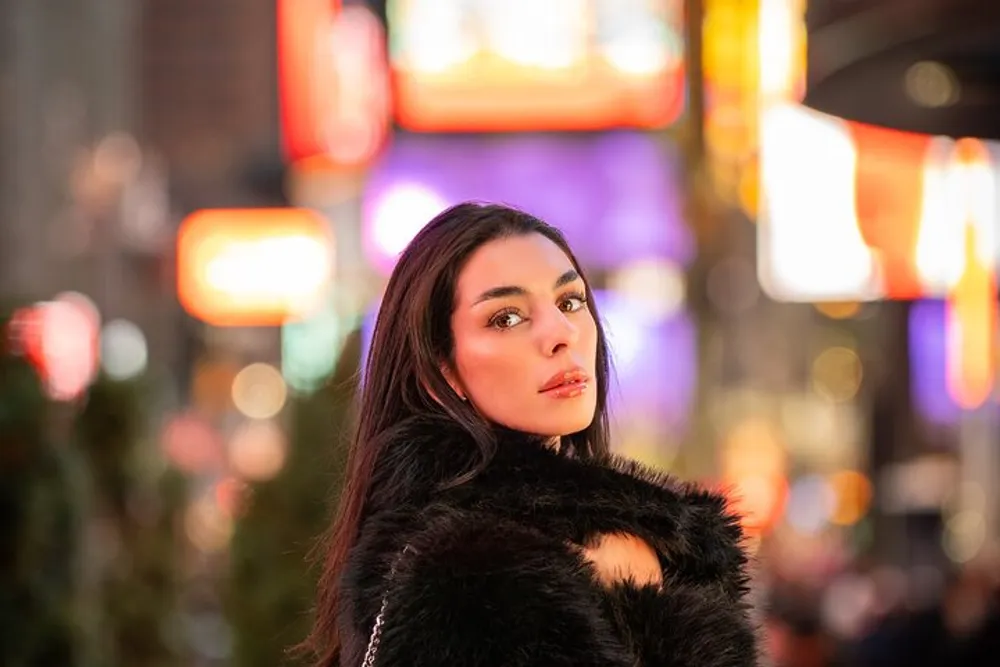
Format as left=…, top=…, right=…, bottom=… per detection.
left=447, top=233, right=599, bottom=437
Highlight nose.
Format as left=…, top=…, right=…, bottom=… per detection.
left=535, top=304, right=580, bottom=357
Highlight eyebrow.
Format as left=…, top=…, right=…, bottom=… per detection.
left=471, top=269, right=581, bottom=306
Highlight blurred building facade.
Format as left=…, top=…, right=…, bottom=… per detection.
left=0, top=0, right=285, bottom=377
left=141, top=0, right=280, bottom=208
left=1, top=0, right=138, bottom=297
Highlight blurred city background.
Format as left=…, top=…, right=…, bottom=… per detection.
left=2, top=1, right=999, bottom=666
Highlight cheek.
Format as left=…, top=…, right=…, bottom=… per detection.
left=581, top=314, right=599, bottom=359
left=453, top=333, right=524, bottom=394
left=453, top=332, right=543, bottom=426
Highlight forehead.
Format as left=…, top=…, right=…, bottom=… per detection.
left=455, top=234, right=576, bottom=300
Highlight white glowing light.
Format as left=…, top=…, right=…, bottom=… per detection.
left=203, top=235, right=332, bottom=310
left=392, top=0, right=477, bottom=73
left=100, top=319, right=148, bottom=381
left=758, top=0, right=803, bottom=100
left=758, top=104, right=876, bottom=301
left=485, top=0, right=587, bottom=69
left=369, top=183, right=448, bottom=262
left=915, top=140, right=966, bottom=290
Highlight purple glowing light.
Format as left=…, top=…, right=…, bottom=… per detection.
left=909, top=299, right=961, bottom=424
left=362, top=132, right=692, bottom=275
left=594, top=289, right=696, bottom=430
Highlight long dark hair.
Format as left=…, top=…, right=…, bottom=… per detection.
left=304, top=202, right=613, bottom=666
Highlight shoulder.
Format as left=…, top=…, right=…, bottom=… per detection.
left=394, top=507, right=586, bottom=601
left=366, top=417, right=484, bottom=505
left=338, top=501, right=579, bottom=644
left=370, top=509, right=632, bottom=667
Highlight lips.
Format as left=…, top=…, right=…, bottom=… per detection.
left=539, top=368, right=590, bottom=393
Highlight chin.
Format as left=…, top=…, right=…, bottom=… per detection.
left=527, top=409, right=596, bottom=439
left=493, top=395, right=598, bottom=439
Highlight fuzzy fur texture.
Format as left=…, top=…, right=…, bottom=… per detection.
left=338, top=418, right=760, bottom=667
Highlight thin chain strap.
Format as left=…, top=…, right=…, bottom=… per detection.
left=361, top=545, right=412, bottom=667
left=360, top=594, right=389, bottom=667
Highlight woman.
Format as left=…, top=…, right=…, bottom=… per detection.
left=306, top=203, right=759, bottom=666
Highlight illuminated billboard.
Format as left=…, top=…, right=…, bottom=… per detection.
left=387, top=0, right=685, bottom=132
left=361, top=132, right=691, bottom=275
left=177, top=208, right=335, bottom=327
left=278, top=0, right=390, bottom=168
left=757, top=103, right=1000, bottom=302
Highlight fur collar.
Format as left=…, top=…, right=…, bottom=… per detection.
left=363, top=416, right=749, bottom=600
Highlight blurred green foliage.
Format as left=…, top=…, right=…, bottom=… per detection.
left=1, top=302, right=188, bottom=667
left=1, top=303, right=88, bottom=666
left=74, top=374, right=188, bottom=667
left=226, top=329, right=361, bottom=667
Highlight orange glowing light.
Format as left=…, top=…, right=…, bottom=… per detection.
left=947, top=231, right=997, bottom=409
left=850, top=122, right=932, bottom=299
left=703, top=0, right=759, bottom=93
left=814, top=301, right=861, bottom=320
left=394, top=62, right=684, bottom=132
left=828, top=470, right=872, bottom=526
left=945, top=138, right=997, bottom=409
left=719, top=418, right=789, bottom=533
left=176, top=208, right=334, bottom=327
left=726, top=473, right=789, bottom=534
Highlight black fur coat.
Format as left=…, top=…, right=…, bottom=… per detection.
left=338, top=418, right=760, bottom=667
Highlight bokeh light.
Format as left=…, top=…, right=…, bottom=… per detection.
left=100, top=318, right=148, bottom=380
left=811, top=346, right=863, bottom=403
left=720, top=418, right=789, bottom=532
left=785, top=474, right=836, bottom=535
left=24, top=292, right=103, bottom=401
left=231, top=363, right=288, bottom=420
left=227, top=420, right=289, bottom=482
left=185, top=491, right=233, bottom=554
left=828, top=470, right=873, bottom=527
left=366, top=182, right=448, bottom=272
left=160, top=412, right=226, bottom=474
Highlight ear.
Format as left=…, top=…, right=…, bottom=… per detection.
left=439, top=363, right=468, bottom=402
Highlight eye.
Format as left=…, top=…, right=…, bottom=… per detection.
left=558, top=292, right=588, bottom=313
left=488, top=308, right=525, bottom=330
